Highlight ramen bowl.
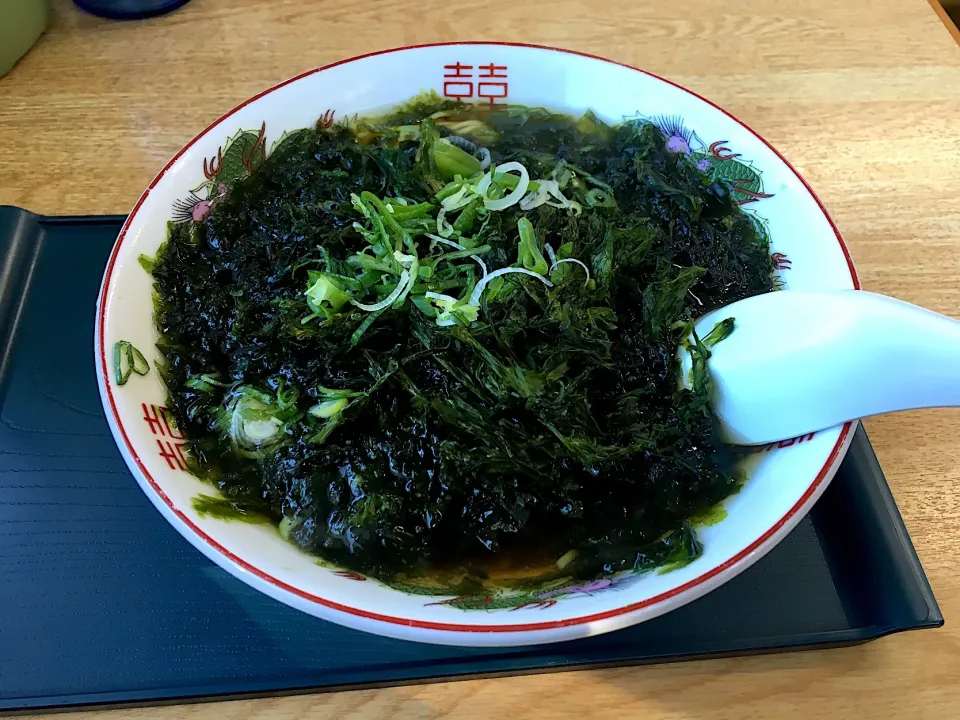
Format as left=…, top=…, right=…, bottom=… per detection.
left=95, top=42, right=858, bottom=647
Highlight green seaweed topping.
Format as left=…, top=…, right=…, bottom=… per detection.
left=148, top=99, right=775, bottom=587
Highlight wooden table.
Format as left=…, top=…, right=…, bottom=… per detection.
left=2, top=0, right=960, bottom=717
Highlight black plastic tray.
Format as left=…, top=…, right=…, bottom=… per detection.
left=0, top=208, right=943, bottom=714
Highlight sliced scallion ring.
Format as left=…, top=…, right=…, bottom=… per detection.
left=350, top=270, right=411, bottom=312
left=469, top=267, right=553, bottom=306
left=554, top=258, right=592, bottom=287
left=480, top=161, right=530, bottom=211
left=113, top=341, right=150, bottom=386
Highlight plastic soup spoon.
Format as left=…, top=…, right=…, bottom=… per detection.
left=679, top=290, right=960, bottom=445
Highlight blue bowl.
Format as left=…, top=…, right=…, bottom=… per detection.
left=73, top=0, right=191, bottom=20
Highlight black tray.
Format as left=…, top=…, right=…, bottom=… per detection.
left=0, top=208, right=943, bottom=714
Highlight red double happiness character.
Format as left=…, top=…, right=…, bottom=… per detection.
left=157, top=439, right=188, bottom=471
left=443, top=62, right=474, bottom=101
left=141, top=402, right=185, bottom=439
left=142, top=402, right=166, bottom=436
left=477, top=62, right=508, bottom=104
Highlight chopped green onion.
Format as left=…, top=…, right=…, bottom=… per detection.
left=305, top=272, right=353, bottom=315
left=131, top=345, right=149, bottom=375
left=350, top=270, right=411, bottom=312
left=543, top=182, right=581, bottom=213
left=517, top=218, right=549, bottom=275
left=393, top=249, right=416, bottom=267
left=544, top=243, right=558, bottom=268
left=316, top=386, right=368, bottom=399
left=308, top=417, right=341, bottom=445
left=274, top=378, right=300, bottom=409
left=436, top=179, right=468, bottom=202
left=385, top=201, right=433, bottom=221
left=426, top=233, right=490, bottom=276
left=492, top=171, right=540, bottom=195
left=433, top=138, right=482, bottom=179
left=479, top=161, right=530, bottom=211
left=309, top=398, right=349, bottom=419
left=350, top=307, right=385, bottom=345
left=469, top=267, right=553, bottom=307
left=438, top=245, right=491, bottom=264
left=425, top=291, right=480, bottom=327
left=585, top=188, right=617, bottom=208
left=350, top=253, right=395, bottom=274
left=452, top=198, right=481, bottom=233
left=393, top=240, right=420, bottom=308
left=217, top=385, right=302, bottom=458
left=440, top=185, right=473, bottom=212
left=113, top=341, right=150, bottom=386
left=186, top=373, right=231, bottom=392
left=553, top=258, right=592, bottom=287
left=278, top=516, right=296, bottom=541
left=520, top=179, right=576, bottom=212
left=436, top=206, right=455, bottom=237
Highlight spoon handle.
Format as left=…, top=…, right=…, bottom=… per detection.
left=700, top=290, right=960, bottom=445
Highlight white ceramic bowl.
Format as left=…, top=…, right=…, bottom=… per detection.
left=95, top=42, right=858, bottom=646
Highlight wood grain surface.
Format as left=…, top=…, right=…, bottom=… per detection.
left=2, top=0, right=960, bottom=717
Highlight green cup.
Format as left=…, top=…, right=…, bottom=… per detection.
left=0, top=0, right=50, bottom=78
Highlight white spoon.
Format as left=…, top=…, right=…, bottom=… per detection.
left=679, top=290, right=960, bottom=446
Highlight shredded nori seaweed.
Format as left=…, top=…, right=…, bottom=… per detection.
left=149, top=99, right=774, bottom=584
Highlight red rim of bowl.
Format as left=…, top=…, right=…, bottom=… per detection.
left=97, top=41, right=860, bottom=634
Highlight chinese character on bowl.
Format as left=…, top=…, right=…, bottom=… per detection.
left=443, top=61, right=509, bottom=104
